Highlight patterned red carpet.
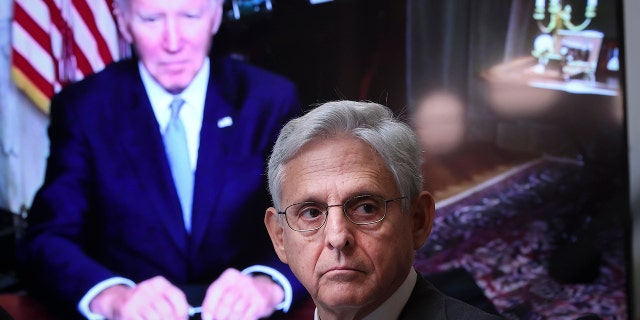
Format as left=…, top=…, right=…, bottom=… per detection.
left=415, top=157, right=629, bottom=319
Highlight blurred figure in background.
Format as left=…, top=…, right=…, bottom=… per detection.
left=412, top=90, right=466, bottom=197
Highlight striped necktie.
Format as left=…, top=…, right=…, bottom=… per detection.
left=164, top=98, right=193, bottom=233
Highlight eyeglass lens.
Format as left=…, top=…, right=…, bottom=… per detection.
left=284, top=195, right=389, bottom=231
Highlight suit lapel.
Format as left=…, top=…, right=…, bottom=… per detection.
left=190, top=60, right=238, bottom=249
left=399, top=275, right=450, bottom=319
left=113, top=66, right=188, bottom=253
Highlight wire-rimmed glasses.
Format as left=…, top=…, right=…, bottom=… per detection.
left=278, top=195, right=407, bottom=232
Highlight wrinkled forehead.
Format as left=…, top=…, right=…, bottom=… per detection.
left=279, top=137, right=397, bottom=201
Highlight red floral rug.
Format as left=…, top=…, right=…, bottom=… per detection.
left=415, top=157, right=629, bottom=319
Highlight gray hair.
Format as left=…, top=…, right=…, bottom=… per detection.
left=267, top=100, right=423, bottom=214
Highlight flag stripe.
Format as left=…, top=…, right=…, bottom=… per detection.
left=43, top=0, right=71, bottom=42
left=11, top=0, right=122, bottom=113
left=12, top=49, right=54, bottom=98
left=16, top=0, right=50, bottom=31
left=13, top=4, right=51, bottom=54
left=73, top=39, right=94, bottom=77
left=95, top=0, right=120, bottom=59
left=12, top=49, right=54, bottom=112
left=72, top=9, right=107, bottom=71
left=73, top=0, right=114, bottom=65
left=11, top=23, right=56, bottom=84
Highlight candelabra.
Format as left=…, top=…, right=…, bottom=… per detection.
left=531, top=0, right=601, bottom=82
left=533, top=0, right=598, bottom=33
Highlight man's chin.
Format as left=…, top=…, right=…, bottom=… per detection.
left=155, top=73, right=193, bottom=93
left=160, top=82, right=188, bottom=94
left=317, top=284, right=371, bottom=306
left=316, top=294, right=372, bottom=318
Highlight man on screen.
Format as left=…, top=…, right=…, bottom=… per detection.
left=18, top=0, right=301, bottom=318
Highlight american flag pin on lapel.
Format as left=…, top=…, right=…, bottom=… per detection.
left=217, top=116, right=233, bottom=128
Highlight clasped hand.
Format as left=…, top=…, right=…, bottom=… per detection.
left=90, top=268, right=284, bottom=320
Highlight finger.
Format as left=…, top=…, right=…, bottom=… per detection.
left=141, top=277, right=174, bottom=319
left=135, top=304, right=162, bottom=320
left=120, top=299, right=158, bottom=320
left=157, top=282, right=189, bottom=318
left=232, top=296, right=249, bottom=314
left=119, top=287, right=150, bottom=320
left=231, top=299, right=255, bottom=320
left=121, top=276, right=187, bottom=320
left=214, top=288, right=241, bottom=320
left=228, top=287, right=264, bottom=320
left=147, top=277, right=189, bottom=319
left=242, top=302, right=263, bottom=320
left=233, top=274, right=279, bottom=320
left=201, top=269, right=241, bottom=320
left=216, top=273, right=268, bottom=320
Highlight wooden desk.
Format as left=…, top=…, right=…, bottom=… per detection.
left=481, top=55, right=624, bottom=167
left=481, top=56, right=621, bottom=119
left=0, top=293, right=314, bottom=320
left=0, top=293, right=54, bottom=320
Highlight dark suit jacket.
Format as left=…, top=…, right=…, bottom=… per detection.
left=399, top=276, right=504, bottom=319
left=17, top=57, right=302, bottom=317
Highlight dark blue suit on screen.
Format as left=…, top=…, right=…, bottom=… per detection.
left=17, top=56, right=302, bottom=318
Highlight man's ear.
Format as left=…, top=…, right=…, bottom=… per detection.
left=113, top=5, right=133, bottom=43
left=265, top=207, right=289, bottom=264
left=210, top=0, right=224, bottom=35
left=411, top=191, right=435, bottom=250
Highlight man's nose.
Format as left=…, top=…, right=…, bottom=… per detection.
left=324, top=207, right=355, bottom=250
left=163, top=17, right=182, bottom=52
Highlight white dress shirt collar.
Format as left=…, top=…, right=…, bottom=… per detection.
left=139, top=58, right=209, bottom=170
left=314, top=267, right=418, bottom=320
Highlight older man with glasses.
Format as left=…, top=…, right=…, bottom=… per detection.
left=264, top=100, right=504, bottom=320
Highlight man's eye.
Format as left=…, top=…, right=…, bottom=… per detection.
left=354, top=203, right=379, bottom=215
left=299, top=207, right=324, bottom=219
left=140, top=15, right=160, bottom=23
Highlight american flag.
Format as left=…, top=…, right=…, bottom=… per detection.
left=11, top=0, right=125, bottom=113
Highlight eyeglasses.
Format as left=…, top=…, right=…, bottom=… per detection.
left=278, top=195, right=407, bottom=232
